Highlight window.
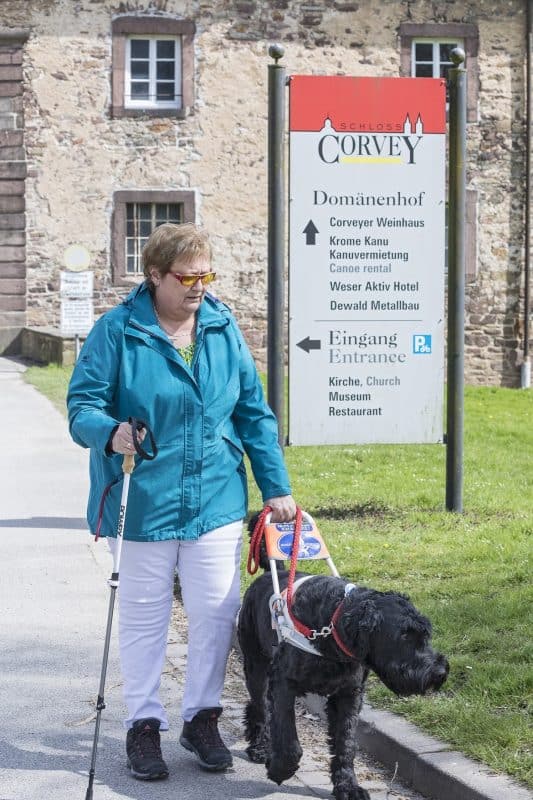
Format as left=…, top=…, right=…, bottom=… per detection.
left=126, top=37, right=181, bottom=109
left=412, top=40, right=459, bottom=80
left=125, top=201, right=183, bottom=275
left=112, top=190, right=195, bottom=285
left=111, top=16, right=195, bottom=118
left=399, top=23, right=479, bottom=123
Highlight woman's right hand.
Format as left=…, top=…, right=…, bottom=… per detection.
left=111, top=421, right=146, bottom=455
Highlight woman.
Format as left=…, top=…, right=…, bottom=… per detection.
left=67, top=223, right=295, bottom=780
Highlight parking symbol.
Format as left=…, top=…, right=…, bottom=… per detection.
left=413, top=334, right=432, bottom=354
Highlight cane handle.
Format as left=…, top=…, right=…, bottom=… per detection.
left=122, top=454, right=135, bottom=474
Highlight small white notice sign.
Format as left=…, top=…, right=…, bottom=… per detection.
left=60, top=270, right=94, bottom=335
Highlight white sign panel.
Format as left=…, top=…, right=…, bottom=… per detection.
left=61, top=299, right=94, bottom=336
left=60, top=270, right=93, bottom=298
left=60, top=270, right=94, bottom=335
left=288, top=76, right=446, bottom=445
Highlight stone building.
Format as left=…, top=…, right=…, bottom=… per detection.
left=0, top=0, right=531, bottom=386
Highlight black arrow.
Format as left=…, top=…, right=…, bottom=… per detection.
left=303, top=219, right=319, bottom=245
left=296, top=336, right=321, bottom=353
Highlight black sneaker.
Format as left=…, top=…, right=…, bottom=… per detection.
left=126, top=717, right=169, bottom=780
left=179, top=707, right=233, bottom=770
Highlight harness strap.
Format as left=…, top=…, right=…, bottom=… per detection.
left=289, top=586, right=359, bottom=660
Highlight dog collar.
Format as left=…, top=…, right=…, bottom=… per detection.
left=287, top=581, right=359, bottom=660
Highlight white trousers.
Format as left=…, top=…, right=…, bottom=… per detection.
left=108, top=520, right=243, bottom=730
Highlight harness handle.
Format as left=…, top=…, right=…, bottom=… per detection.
left=246, top=505, right=304, bottom=611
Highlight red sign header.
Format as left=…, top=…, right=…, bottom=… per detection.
left=289, top=75, right=446, bottom=134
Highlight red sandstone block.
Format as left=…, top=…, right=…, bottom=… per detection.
left=0, top=83, right=22, bottom=97
left=0, top=162, right=26, bottom=179
left=0, top=130, right=23, bottom=147
left=0, top=180, right=24, bottom=195
left=0, top=293, right=25, bottom=311
left=0, top=196, right=24, bottom=213
left=0, top=212, right=25, bottom=228
left=0, top=66, right=23, bottom=82
left=0, top=277, right=25, bottom=294
left=0, top=245, right=25, bottom=261
left=0, top=262, right=25, bottom=277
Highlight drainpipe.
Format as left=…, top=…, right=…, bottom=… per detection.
left=522, top=0, right=532, bottom=387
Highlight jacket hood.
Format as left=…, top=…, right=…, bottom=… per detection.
left=122, top=281, right=230, bottom=334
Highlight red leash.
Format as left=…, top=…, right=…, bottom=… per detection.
left=284, top=507, right=303, bottom=610
left=247, top=506, right=303, bottom=595
left=246, top=506, right=273, bottom=575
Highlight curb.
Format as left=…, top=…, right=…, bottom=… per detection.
left=304, top=694, right=532, bottom=800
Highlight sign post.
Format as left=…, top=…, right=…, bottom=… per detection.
left=267, top=44, right=286, bottom=448
left=446, top=49, right=467, bottom=512
left=288, top=76, right=447, bottom=445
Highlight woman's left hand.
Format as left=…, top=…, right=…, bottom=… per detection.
left=264, top=495, right=297, bottom=523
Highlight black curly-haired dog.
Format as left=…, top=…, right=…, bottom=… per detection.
left=237, top=516, right=449, bottom=800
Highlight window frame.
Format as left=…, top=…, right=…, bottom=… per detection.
left=399, top=22, right=479, bottom=123
left=112, top=190, right=196, bottom=286
left=125, top=35, right=182, bottom=110
left=411, top=38, right=463, bottom=78
left=111, top=15, right=195, bottom=119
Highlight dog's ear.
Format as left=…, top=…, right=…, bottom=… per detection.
left=400, top=610, right=432, bottom=640
left=342, top=597, right=383, bottom=658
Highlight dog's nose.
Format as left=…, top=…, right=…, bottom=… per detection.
left=433, top=657, right=449, bottom=688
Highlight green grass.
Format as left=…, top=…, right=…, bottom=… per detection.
left=24, top=365, right=533, bottom=787
left=24, top=363, right=72, bottom=416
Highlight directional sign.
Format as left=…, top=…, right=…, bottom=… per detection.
left=288, top=76, right=446, bottom=445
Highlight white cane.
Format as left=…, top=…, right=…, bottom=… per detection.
left=85, top=418, right=157, bottom=799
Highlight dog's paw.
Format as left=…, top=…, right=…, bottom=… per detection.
left=333, top=786, right=370, bottom=800
left=266, top=753, right=300, bottom=785
left=246, top=743, right=267, bottom=764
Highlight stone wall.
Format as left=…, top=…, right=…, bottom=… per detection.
left=0, top=28, right=28, bottom=338
left=0, top=0, right=529, bottom=384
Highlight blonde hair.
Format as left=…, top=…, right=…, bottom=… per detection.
left=142, top=223, right=212, bottom=288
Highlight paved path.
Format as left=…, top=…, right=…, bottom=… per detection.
left=0, top=357, right=426, bottom=800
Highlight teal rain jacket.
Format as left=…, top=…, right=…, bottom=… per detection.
left=67, top=282, right=291, bottom=541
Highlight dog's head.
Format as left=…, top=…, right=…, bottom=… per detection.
left=341, top=589, right=449, bottom=697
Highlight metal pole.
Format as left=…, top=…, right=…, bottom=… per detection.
left=446, top=48, right=467, bottom=512
left=267, top=43, right=286, bottom=448
left=522, top=0, right=532, bottom=388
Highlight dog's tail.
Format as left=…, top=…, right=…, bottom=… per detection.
left=247, top=512, right=286, bottom=573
